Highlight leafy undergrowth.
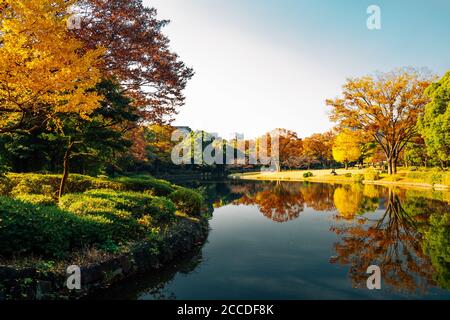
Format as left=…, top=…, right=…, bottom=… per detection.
left=0, top=173, right=206, bottom=266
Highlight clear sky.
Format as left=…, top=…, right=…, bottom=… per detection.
left=145, top=0, right=450, bottom=139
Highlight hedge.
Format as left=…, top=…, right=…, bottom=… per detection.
left=0, top=197, right=112, bottom=258
left=1, top=173, right=177, bottom=198
left=169, top=188, right=204, bottom=217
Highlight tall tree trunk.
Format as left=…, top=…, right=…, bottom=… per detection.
left=59, top=138, right=74, bottom=199
left=345, top=161, right=349, bottom=170
left=387, top=157, right=393, bottom=175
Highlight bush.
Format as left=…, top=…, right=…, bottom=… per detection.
left=353, top=174, right=365, bottom=183
left=147, top=197, right=178, bottom=222
left=6, top=173, right=122, bottom=198
left=114, top=176, right=175, bottom=196
left=444, top=173, right=450, bottom=187
left=169, top=188, right=204, bottom=217
left=60, top=190, right=178, bottom=238
left=303, top=172, right=313, bottom=178
left=345, top=173, right=352, bottom=178
left=406, top=171, right=428, bottom=181
left=15, top=194, right=55, bottom=206
left=4, top=173, right=178, bottom=198
left=428, top=171, right=446, bottom=185
left=364, top=168, right=380, bottom=181
left=0, top=175, right=13, bottom=196
left=0, top=197, right=112, bottom=258
left=59, top=192, right=146, bottom=241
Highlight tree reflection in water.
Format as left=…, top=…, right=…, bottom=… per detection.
left=88, top=180, right=450, bottom=299
left=330, top=188, right=445, bottom=294
left=223, top=181, right=450, bottom=293
left=234, top=181, right=305, bottom=222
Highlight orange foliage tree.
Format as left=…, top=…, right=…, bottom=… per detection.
left=327, top=69, right=431, bottom=174
left=75, top=0, right=194, bottom=123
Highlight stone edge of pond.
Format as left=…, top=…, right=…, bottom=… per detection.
left=0, top=217, right=209, bottom=300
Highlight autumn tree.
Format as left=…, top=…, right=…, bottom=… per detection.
left=75, top=0, right=194, bottom=123
left=145, top=124, right=177, bottom=173
left=0, top=0, right=103, bottom=134
left=272, top=129, right=303, bottom=171
left=303, top=131, right=334, bottom=168
left=418, top=71, right=450, bottom=169
left=327, top=69, right=432, bottom=174
left=332, top=129, right=362, bottom=169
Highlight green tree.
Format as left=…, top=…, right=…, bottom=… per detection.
left=419, top=72, right=450, bottom=169
left=55, top=80, right=138, bottom=197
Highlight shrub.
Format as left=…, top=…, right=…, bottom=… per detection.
left=406, top=171, right=428, bottom=181
left=60, top=190, right=178, bottom=238
left=406, top=169, right=449, bottom=185
left=364, top=168, right=380, bottom=181
left=345, top=173, right=352, bottom=178
left=0, top=175, right=13, bottom=196
left=428, top=171, right=446, bottom=185
left=114, top=176, right=175, bottom=196
left=4, top=173, right=180, bottom=198
left=84, top=189, right=177, bottom=223
left=15, top=194, right=55, bottom=206
left=0, top=197, right=112, bottom=258
left=353, top=174, right=365, bottom=183
left=147, top=197, right=177, bottom=222
left=6, top=173, right=122, bottom=198
left=169, top=188, right=204, bottom=217
left=444, top=173, right=450, bottom=187
left=59, top=192, right=146, bottom=242
left=303, top=172, right=313, bottom=178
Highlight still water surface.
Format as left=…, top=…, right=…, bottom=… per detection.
left=95, top=180, right=450, bottom=300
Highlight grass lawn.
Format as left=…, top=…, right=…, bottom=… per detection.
left=231, top=167, right=450, bottom=190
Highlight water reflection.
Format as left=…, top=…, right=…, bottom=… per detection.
left=330, top=189, right=436, bottom=294
left=189, top=180, right=450, bottom=294
left=92, top=180, right=450, bottom=299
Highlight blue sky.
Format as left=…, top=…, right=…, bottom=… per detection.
left=146, top=0, right=450, bottom=139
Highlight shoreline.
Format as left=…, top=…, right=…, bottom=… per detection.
left=230, top=172, right=450, bottom=191
left=0, top=217, right=209, bottom=300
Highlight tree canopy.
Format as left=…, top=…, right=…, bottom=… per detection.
left=419, top=72, right=450, bottom=168
left=0, top=0, right=104, bottom=134
left=327, top=69, right=431, bottom=174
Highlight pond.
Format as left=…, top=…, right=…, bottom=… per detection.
left=92, top=180, right=450, bottom=300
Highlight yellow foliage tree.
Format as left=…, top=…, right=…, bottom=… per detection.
left=0, top=0, right=104, bottom=133
left=332, top=129, right=362, bottom=169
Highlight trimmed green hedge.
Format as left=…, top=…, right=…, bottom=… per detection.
left=0, top=197, right=112, bottom=258
left=406, top=170, right=450, bottom=186
left=303, top=172, right=313, bottom=178
left=113, top=176, right=175, bottom=196
left=60, top=189, right=177, bottom=224
left=4, top=173, right=122, bottom=198
left=169, top=188, right=204, bottom=217
left=0, top=174, right=204, bottom=259
left=1, top=173, right=177, bottom=198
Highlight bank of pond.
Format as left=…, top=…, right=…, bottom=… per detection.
left=0, top=174, right=208, bottom=299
